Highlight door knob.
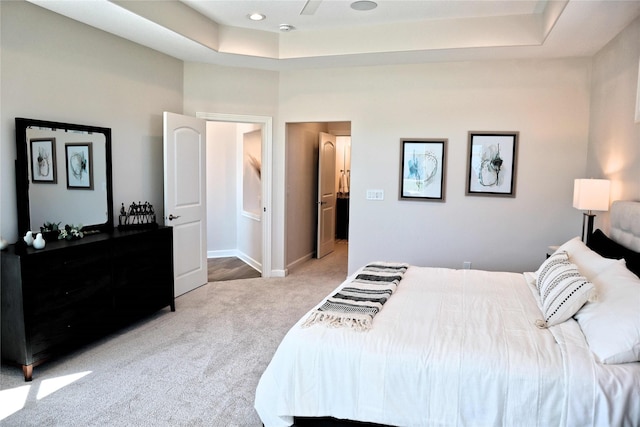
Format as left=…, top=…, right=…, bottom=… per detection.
left=168, top=214, right=181, bottom=221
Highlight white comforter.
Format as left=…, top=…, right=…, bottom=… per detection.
left=255, top=266, right=639, bottom=426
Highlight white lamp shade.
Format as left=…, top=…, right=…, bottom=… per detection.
left=573, top=179, right=611, bottom=211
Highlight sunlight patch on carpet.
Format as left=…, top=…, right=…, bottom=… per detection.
left=0, top=384, right=30, bottom=420
left=37, top=371, right=92, bottom=400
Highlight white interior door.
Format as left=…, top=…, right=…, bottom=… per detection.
left=317, top=132, right=336, bottom=258
left=163, top=112, right=208, bottom=296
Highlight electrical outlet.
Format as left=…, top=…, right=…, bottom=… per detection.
left=366, top=189, right=384, bottom=200
left=463, top=261, right=472, bottom=269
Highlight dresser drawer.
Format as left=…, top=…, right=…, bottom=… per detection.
left=20, top=244, right=110, bottom=286
left=19, top=243, right=111, bottom=315
left=25, top=272, right=111, bottom=317
left=30, top=301, right=112, bottom=356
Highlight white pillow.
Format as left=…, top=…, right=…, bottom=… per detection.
left=575, top=260, right=640, bottom=364
left=552, top=237, right=619, bottom=280
left=536, top=252, right=596, bottom=326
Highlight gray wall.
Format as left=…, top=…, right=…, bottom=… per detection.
left=278, top=59, right=593, bottom=274
left=1, top=1, right=183, bottom=242
left=587, top=15, right=640, bottom=231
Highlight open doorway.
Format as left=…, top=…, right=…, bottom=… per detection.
left=285, top=121, right=351, bottom=272
left=206, top=122, right=262, bottom=281
left=196, top=112, right=273, bottom=277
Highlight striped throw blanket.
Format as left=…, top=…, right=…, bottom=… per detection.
left=302, top=262, right=409, bottom=331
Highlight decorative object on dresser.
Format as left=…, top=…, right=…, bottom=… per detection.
left=40, top=221, right=61, bottom=241
left=23, top=231, right=34, bottom=246
left=572, top=178, right=610, bottom=244
left=118, top=201, right=158, bottom=230
left=1, top=227, right=175, bottom=381
left=32, top=233, right=46, bottom=249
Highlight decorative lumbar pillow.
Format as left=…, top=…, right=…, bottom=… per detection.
left=536, top=250, right=570, bottom=291
left=575, top=260, right=640, bottom=364
left=536, top=252, right=596, bottom=326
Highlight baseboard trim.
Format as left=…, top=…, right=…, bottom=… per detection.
left=287, top=253, right=314, bottom=272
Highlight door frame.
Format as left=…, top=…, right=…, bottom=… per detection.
left=196, top=112, right=273, bottom=278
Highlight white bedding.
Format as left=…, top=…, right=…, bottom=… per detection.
left=255, top=266, right=640, bottom=426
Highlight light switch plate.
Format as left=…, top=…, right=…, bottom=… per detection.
left=366, top=189, right=384, bottom=200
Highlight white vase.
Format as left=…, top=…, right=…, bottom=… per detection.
left=23, top=231, right=34, bottom=246
left=33, top=233, right=46, bottom=250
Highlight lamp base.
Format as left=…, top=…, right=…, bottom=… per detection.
left=581, top=212, right=595, bottom=245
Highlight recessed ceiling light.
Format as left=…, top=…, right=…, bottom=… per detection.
left=279, top=24, right=295, bottom=32
left=248, top=13, right=266, bottom=21
left=351, top=1, right=377, bottom=11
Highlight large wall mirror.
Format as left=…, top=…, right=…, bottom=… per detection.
left=15, top=118, right=114, bottom=237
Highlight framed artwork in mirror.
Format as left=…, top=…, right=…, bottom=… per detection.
left=399, top=138, right=447, bottom=201
left=466, top=131, right=518, bottom=197
left=30, top=138, right=57, bottom=184
left=65, top=142, right=93, bottom=190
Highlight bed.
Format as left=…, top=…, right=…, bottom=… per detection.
left=255, top=201, right=640, bottom=427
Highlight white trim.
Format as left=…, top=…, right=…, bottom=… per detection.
left=237, top=251, right=262, bottom=273
left=287, top=252, right=314, bottom=272
left=196, top=112, right=273, bottom=278
left=270, top=269, right=288, bottom=278
left=208, top=249, right=237, bottom=258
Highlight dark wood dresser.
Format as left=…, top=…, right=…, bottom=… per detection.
left=1, top=227, right=174, bottom=381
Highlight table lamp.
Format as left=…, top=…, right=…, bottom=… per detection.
left=573, top=178, right=610, bottom=244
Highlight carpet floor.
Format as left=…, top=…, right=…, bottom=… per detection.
left=0, top=242, right=349, bottom=426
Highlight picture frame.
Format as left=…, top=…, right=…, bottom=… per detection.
left=466, top=131, right=518, bottom=197
left=65, top=142, right=94, bottom=190
left=399, top=138, right=447, bottom=201
left=30, top=138, right=57, bottom=183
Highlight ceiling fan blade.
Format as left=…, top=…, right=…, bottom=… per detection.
left=300, top=0, right=323, bottom=15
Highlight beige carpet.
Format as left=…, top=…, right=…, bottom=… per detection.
left=0, top=242, right=349, bottom=426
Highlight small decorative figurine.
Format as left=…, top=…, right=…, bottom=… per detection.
left=33, top=233, right=46, bottom=250
left=23, top=231, right=34, bottom=246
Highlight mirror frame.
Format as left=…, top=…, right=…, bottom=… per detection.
left=15, top=117, right=114, bottom=237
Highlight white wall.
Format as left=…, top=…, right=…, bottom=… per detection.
left=278, top=59, right=592, bottom=274
left=207, top=122, right=238, bottom=252
left=587, top=16, right=640, bottom=232
left=0, top=1, right=183, bottom=243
